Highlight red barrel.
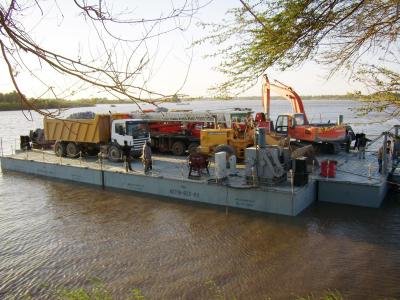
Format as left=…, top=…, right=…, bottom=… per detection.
left=320, top=160, right=336, bottom=177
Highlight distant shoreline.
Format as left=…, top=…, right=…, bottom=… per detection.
left=209, top=96, right=356, bottom=101
left=0, top=92, right=357, bottom=111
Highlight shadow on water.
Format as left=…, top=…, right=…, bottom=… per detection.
left=298, top=194, right=400, bottom=250
left=2, top=169, right=400, bottom=251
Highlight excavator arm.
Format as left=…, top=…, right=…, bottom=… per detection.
left=262, top=74, right=308, bottom=124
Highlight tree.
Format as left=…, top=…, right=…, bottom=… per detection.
left=0, top=0, right=204, bottom=118
left=200, top=0, right=400, bottom=115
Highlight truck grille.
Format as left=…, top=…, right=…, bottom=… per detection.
left=131, top=138, right=148, bottom=151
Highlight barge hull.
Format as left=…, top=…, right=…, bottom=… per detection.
left=0, top=157, right=315, bottom=216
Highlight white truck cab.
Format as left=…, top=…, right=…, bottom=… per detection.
left=108, top=119, right=150, bottom=160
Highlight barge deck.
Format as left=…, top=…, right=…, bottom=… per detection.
left=0, top=149, right=388, bottom=216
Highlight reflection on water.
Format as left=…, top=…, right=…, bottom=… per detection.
left=1, top=101, right=400, bottom=299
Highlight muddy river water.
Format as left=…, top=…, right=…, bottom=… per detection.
left=1, top=100, right=400, bottom=299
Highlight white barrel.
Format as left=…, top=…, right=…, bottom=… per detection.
left=215, top=152, right=227, bottom=179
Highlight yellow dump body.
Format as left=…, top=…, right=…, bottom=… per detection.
left=44, top=115, right=111, bottom=144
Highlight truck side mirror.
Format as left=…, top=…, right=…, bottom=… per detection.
left=119, top=127, right=125, bottom=135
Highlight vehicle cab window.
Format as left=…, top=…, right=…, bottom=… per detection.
left=115, top=123, right=125, bottom=135
left=276, top=115, right=288, bottom=134
left=126, top=121, right=149, bottom=139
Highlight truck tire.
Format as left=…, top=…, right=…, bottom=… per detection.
left=108, top=145, right=121, bottom=162
left=66, top=142, right=79, bottom=158
left=132, top=151, right=142, bottom=159
left=171, top=141, right=186, bottom=156
left=54, top=141, right=65, bottom=157
left=188, top=142, right=200, bottom=154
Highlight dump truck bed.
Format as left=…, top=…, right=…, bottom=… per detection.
left=44, top=115, right=111, bottom=144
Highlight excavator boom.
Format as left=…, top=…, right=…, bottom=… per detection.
left=262, top=75, right=308, bottom=124
left=261, top=74, right=348, bottom=146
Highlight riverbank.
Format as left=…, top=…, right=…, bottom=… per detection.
left=212, top=94, right=359, bottom=101
left=0, top=91, right=358, bottom=111
left=0, top=92, right=134, bottom=111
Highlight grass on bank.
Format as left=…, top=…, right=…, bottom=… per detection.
left=16, top=280, right=398, bottom=300
left=39, top=280, right=347, bottom=300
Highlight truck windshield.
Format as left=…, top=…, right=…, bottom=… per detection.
left=126, top=121, right=149, bottom=139
left=230, top=113, right=249, bottom=123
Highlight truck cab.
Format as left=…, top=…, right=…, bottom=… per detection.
left=109, top=119, right=150, bottom=159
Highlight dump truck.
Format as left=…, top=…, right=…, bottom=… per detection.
left=44, top=114, right=150, bottom=161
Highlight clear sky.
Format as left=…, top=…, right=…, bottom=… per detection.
left=0, top=0, right=368, bottom=99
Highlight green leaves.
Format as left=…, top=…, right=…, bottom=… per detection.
left=200, top=0, right=400, bottom=112
left=351, top=62, right=400, bottom=117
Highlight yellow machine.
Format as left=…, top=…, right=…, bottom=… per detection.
left=199, top=128, right=255, bottom=160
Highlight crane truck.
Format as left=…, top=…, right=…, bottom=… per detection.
left=44, top=113, right=150, bottom=161
left=130, top=110, right=252, bottom=156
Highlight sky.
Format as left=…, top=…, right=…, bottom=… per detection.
left=0, top=0, right=371, bottom=99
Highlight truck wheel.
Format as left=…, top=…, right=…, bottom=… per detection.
left=132, top=151, right=142, bottom=159
left=171, top=141, right=186, bottom=156
left=66, top=142, right=79, bottom=158
left=108, top=145, right=121, bottom=162
left=54, top=141, right=65, bottom=157
left=188, top=142, right=200, bottom=154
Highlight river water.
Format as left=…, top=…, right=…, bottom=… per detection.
left=1, top=100, right=400, bottom=299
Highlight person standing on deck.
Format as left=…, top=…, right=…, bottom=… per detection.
left=392, top=137, right=400, bottom=165
left=345, top=129, right=352, bottom=153
left=378, top=140, right=392, bottom=173
left=122, top=140, right=133, bottom=172
left=354, top=133, right=362, bottom=150
left=357, top=133, right=370, bottom=159
left=142, top=141, right=152, bottom=173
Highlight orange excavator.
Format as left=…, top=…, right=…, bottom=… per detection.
left=257, top=74, right=350, bottom=151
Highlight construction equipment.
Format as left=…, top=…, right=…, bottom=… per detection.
left=130, top=110, right=252, bottom=156
left=44, top=113, right=150, bottom=161
left=188, top=152, right=210, bottom=178
left=198, top=75, right=351, bottom=160
left=258, top=74, right=349, bottom=151
left=245, top=146, right=287, bottom=186
left=198, top=111, right=255, bottom=160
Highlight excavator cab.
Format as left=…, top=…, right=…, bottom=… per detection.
left=275, top=113, right=306, bottom=135
left=275, top=115, right=289, bottom=135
